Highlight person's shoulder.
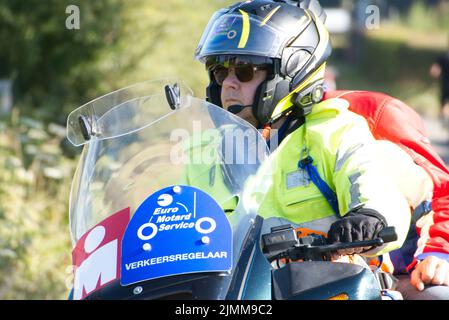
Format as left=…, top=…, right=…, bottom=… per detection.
left=305, top=98, right=371, bottom=140
left=319, top=97, right=369, bottom=123
left=307, top=97, right=350, bottom=120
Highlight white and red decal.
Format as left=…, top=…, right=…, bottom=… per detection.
left=72, top=207, right=130, bottom=300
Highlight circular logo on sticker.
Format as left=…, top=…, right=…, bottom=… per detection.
left=195, top=217, right=217, bottom=234
left=157, top=194, right=173, bottom=206
left=227, top=30, right=237, bottom=39
left=137, top=222, right=158, bottom=241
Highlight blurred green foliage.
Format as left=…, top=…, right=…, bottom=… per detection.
left=0, top=110, right=75, bottom=299
left=0, top=0, right=126, bottom=123
left=395, top=0, right=449, bottom=32
left=330, top=0, right=449, bottom=116
left=0, top=0, right=233, bottom=123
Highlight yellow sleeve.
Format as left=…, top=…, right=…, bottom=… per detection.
left=332, top=115, right=411, bottom=256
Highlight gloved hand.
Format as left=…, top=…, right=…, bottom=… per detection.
left=328, top=207, right=387, bottom=256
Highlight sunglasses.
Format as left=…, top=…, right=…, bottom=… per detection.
left=210, top=63, right=268, bottom=86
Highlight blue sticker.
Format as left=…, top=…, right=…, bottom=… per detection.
left=121, top=185, right=233, bottom=285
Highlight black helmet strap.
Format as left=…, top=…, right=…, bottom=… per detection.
left=252, top=75, right=290, bottom=127
left=206, top=80, right=222, bottom=107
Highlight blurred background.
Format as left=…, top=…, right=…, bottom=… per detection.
left=0, top=0, right=448, bottom=299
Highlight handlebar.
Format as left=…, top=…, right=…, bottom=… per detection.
left=262, top=225, right=398, bottom=263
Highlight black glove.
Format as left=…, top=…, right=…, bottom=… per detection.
left=328, top=207, right=387, bottom=244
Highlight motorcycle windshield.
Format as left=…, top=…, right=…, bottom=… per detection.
left=67, top=78, right=193, bottom=147
left=68, top=79, right=270, bottom=275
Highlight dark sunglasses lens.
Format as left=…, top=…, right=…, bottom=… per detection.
left=212, top=63, right=261, bottom=85
left=235, top=64, right=254, bottom=83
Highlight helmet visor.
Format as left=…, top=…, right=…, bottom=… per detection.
left=195, top=12, right=286, bottom=62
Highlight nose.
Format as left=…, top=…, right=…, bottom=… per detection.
left=221, top=67, right=239, bottom=89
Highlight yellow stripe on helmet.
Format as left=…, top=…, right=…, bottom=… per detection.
left=238, top=9, right=250, bottom=48
left=269, top=62, right=327, bottom=120
left=260, top=5, right=281, bottom=26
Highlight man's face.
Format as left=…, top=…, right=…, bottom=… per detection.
left=219, top=65, right=267, bottom=128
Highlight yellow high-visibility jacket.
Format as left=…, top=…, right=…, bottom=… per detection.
left=244, top=98, right=420, bottom=256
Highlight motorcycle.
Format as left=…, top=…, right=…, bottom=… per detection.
left=66, top=79, right=401, bottom=300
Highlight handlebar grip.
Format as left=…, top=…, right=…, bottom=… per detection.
left=269, top=226, right=399, bottom=262
left=378, top=226, right=398, bottom=244
left=318, top=238, right=384, bottom=253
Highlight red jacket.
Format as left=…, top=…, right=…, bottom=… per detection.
left=324, top=90, right=449, bottom=272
